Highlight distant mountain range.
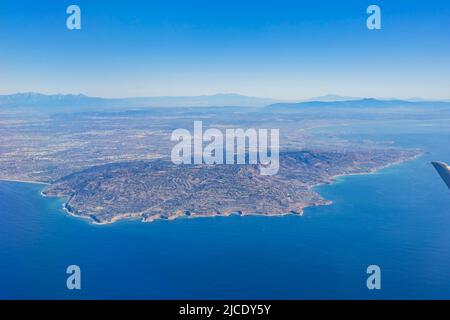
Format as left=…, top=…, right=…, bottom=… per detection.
left=1, top=92, right=449, bottom=111
left=268, top=98, right=450, bottom=110
left=300, top=94, right=361, bottom=102
left=0, top=92, right=280, bottom=109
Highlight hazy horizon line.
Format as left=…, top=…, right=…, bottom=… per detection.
left=1, top=91, right=449, bottom=102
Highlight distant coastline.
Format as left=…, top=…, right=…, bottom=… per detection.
left=310, top=152, right=423, bottom=190
left=0, top=178, right=49, bottom=185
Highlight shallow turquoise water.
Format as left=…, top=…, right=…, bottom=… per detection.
left=1, top=133, right=450, bottom=299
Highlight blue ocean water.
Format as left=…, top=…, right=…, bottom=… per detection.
left=1, top=132, right=450, bottom=299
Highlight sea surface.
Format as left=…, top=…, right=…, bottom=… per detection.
left=1, top=128, right=450, bottom=299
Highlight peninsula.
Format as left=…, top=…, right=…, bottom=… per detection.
left=42, top=149, right=419, bottom=224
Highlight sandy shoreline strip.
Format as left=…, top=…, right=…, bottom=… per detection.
left=0, top=178, right=50, bottom=185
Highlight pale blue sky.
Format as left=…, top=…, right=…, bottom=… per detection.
left=0, top=0, right=449, bottom=99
